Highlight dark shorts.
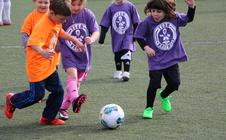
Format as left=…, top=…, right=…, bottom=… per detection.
left=149, top=64, right=180, bottom=89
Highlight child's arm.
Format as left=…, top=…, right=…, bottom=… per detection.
left=85, top=31, right=100, bottom=45
left=98, top=26, right=109, bottom=44
left=185, top=0, right=196, bottom=22
left=136, top=38, right=155, bottom=57
left=60, top=32, right=86, bottom=52
left=185, top=0, right=195, bottom=8
left=21, top=33, right=29, bottom=50
left=30, top=45, right=55, bottom=60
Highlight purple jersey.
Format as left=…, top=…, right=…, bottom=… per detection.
left=59, top=8, right=99, bottom=71
left=100, top=1, right=140, bottom=53
left=135, top=13, right=189, bottom=71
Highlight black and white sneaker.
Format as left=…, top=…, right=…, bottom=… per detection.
left=59, top=109, right=69, bottom=121
left=122, top=72, right=130, bottom=81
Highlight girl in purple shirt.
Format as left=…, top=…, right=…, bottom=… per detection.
left=58, top=0, right=100, bottom=120
left=99, top=0, right=140, bottom=81
left=134, top=0, right=196, bottom=119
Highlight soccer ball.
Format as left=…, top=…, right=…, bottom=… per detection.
left=99, top=104, right=125, bottom=129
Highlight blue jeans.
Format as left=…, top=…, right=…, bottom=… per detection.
left=11, top=71, right=64, bottom=120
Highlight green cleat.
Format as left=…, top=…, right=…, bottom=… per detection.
left=143, top=107, right=153, bottom=119
left=157, top=90, right=172, bottom=112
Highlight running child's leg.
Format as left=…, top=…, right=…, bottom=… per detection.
left=143, top=70, right=162, bottom=119
left=161, top=64, right=180, bottom=98
left=121, top=49, right=132, bottom=81
left=5, top=81, right=45, bottom=119
left=2, top=0, right=11, bottom=25
left=157, top=64, right=180, bottom=112
left=43, top=71, right=64, bottom=121
left=113, top=51, right=122, bottom=79
left=61, top=68, right=79, bottom=110
left=72, top=71, right=87, bottom=113
left=0, top=0, right=4, bottom=25
left=146, top=70, right=162, bottom=108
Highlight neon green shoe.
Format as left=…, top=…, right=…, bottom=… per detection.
left=157, top=90, right=172, bottom=112
left=143, top=107, right=153, bottom=119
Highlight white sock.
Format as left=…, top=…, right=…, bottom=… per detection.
left=0, top=0, right=4, bottom=23
left=2, top=0, right=11, bottom=23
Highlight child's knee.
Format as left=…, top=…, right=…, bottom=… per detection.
left=170, top=81, right=180, bottom=90
left=55, top=86, right=64, bottom=97
left=35, top=92, right=45, bottom=101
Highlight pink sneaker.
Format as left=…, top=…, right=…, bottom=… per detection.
left=59, top=109, right=69, bottom=120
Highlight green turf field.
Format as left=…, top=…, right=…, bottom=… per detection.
left=0, top=0, right=226, bottom=139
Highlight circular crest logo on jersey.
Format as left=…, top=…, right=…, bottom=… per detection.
left=112, top=11, right=130, bottom=35
left=154, top=22, right=177, bottom=51
left=66, top=23, right=88, bottom=52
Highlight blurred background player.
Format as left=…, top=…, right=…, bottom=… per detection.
left=21, top=0, right=50, bottom=50
left=134, top=0, right=196, bottom=119
left=99, top=0, right=140, bottom=81
left=0, top=0, right=12, bottom=26
left=4, top=0, right=85, bottom=125
left=58, top=0, right=100, bottom=120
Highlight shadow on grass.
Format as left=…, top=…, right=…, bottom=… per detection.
left=0, top=121, right=107, bottom=139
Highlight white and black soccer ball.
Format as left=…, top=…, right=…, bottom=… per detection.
left=99, top=104, right=125, bottom=129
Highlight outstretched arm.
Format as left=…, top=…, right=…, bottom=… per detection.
left=185, top=0, right=195, bottom=8
left=185, top=0, right=196, bottom=22
left=30, top=45, right=55, bottom=60
left=85, top=31, right=100, bottom=45
left=60, top=32, right=86, bottom=53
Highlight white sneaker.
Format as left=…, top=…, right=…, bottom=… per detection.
left=113, top=71, right=122, bottom=79
left=59, top=109, right=69, bottom=120
left=122, top=71, right=130, bottom=81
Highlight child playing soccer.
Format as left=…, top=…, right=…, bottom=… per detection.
left=21, top=0, right=50, bottom=50
left=4, top=0, right=85, bottom=125
left=145, top=0, right=176, bottom=16
left=99, top=0, right=140, bottom=81
left=134, top=0, right=196, bottom=119
left=0, top=0, right=11, bottom=26
left=58, top=0, right=100, bottom=120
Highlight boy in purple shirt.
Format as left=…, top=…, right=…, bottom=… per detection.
left=134, top=0, right=196, bottom=119
left=99, top=0, right=140, bottom=81
left=58, top=0, right=100, bottom=120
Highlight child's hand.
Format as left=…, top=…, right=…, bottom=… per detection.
left=144, top=46, right=155, bottom=57
left=85, top=37, right=94, bottom=45
left=40, top=49, right=55, bottom=60
left=185, top=0, right=195, bottom=8
left=74, top=40, right=86, bottom=53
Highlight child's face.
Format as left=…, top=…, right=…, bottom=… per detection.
left=151, top=9, right=165, bottom=22
left=35, top=0, right=50, bottom=13
left=49, top=11, right=68, bottom=24
left=71, top=0, right=84, bottom=13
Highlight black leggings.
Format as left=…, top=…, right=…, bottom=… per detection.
left=146, top=64, right=181, bottom=108
left=114, top=49, right=131, bottom=72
